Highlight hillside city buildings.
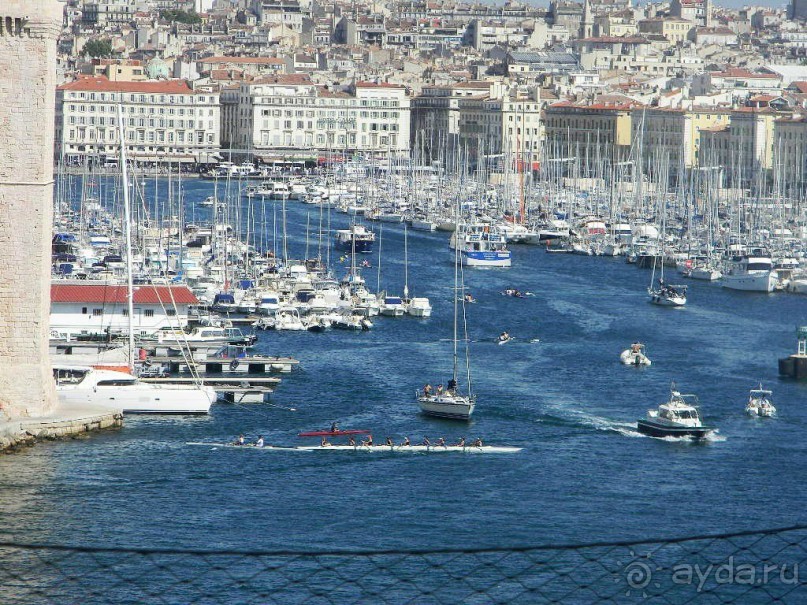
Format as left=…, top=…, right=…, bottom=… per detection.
left=53, top=0, right=807, bottom=187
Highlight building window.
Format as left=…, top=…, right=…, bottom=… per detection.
left=144, top=309, right=155, bottom=318
left=167, top=309, right=177, bottom=317
left=81, top=307, right=87, bottom=314
left=92, top=309, right=103, bottom=317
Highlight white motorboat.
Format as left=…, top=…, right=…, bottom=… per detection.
left=688, top=264, right=722, bottom=281
left=410, top=218, right=437, bottom=232
left=722, top=255, right=777, bottom=292
left=407, top=297, right=432, bottom=318
left=379, top=295, right=406, bottom=317
left=637, top=386, right=715, bottom=439
left=449, top=224, right=512, bottom=268
left=273, top=307, right=306, bottom=331
left=620, top=343, right=651, bottom=366
left=745, top=386, right=776, bottom=417
left=54, top=366, right=215, bottom=414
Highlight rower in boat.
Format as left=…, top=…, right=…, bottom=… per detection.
left=472, top=437, right=483, bottom=447
left=320, top=436, right=330, bottom=447
left=348, top=435, right=356, bottom=446
left=498, top=331, right=511, bottom=344
left=385, top=437, right=394, bottom=446
left=330, top=421, right=339, bottom=432
left=437, top=437, right=446, bottom=448
left=255, top=435, right=264, bottom=448
left=361, top=434, right=373, bottom=446
left=422, top=437, right=430, bottom=446
left=464, top=293, right=476, bottom=304
left=235, top=434, right=245, bottom=446
left=455, top=437, right=466, bottom=447
left=401, top=436, right=411, bottom=446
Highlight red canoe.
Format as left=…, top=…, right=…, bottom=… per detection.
left=298, top=429, right=371, bottom=437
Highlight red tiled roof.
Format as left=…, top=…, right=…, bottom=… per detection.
left=51, top=284, right=198, bottom=305
left=57, top=76, right=198, bottom=94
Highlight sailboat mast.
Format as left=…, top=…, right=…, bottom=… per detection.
left=453, top=207, right=460, bottom=384
left=117, top=104, right=136, bottom=372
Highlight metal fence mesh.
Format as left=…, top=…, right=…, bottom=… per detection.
left=1, top=525, right=805, bottom=603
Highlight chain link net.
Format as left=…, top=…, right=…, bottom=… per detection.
left=0, top=525, right=805, bottom=603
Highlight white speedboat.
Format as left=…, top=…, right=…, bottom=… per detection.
left=688, top=264, right=722, bottom=281
left=620, top=343, right=651, bottom=366
left=379, top=295, right=406, bottom=317
left=745, top=386, right=776, bottom=417
left=54, top=366, right=215, bottom=414
left=637, top=386, right=715, bottom=439
left=273, top=307, right=306, bottom=331
left=407, top=297, right=432, bottom=318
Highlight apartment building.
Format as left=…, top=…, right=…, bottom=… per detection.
left=55, top=76, right=221, bottom=163
left=543, top=99, right=638, bottom=172
left=221, top=75, right=410, bottom=157
left=411, top=81, right=543, bottom=168
left=632, top=106, right=731, bottom=182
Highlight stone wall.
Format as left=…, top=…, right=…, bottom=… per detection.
left=0, top=1, right=63, bottom=417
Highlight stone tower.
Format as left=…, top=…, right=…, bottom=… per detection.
left=0, top=1, right=62, bottom=417
left=580, top=0, right=594, bottom=39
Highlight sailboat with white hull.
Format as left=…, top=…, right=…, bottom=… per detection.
left=416, top=209, right=475, bottom=421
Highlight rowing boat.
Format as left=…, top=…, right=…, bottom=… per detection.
left=186, top=442, right=523, bottom=454
left=297, top=429, right=371, bottom=437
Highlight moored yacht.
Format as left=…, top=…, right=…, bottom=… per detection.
left=637, top=386, right=715, bottom=439
left=722, top=254, right=777, bottom=292
left=54, top=366, right=215, bottom=414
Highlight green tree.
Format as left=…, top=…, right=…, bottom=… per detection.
left=83, top=38, right=113, bottom=58
left=160, top=9, right=202, bottom=24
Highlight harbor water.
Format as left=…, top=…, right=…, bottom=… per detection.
left=2, top=177, right=806, bottom=593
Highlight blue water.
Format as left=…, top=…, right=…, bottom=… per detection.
left=3, top=178, right=807, bottom=575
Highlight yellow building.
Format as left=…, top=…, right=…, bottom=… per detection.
left=543, top=100, right=638, bottom=174
left=633, top=106, right=731, bottom=181
left=698, top=108, right=777, bottom=188
left=637, top=18, right=694, bottom=45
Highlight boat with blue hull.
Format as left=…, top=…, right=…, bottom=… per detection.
left=335, top=224, right=375, bottom=254
left=450, top=224, right=512, bottom=268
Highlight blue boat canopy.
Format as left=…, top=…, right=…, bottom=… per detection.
left=213, top=293, right=235, bottom=304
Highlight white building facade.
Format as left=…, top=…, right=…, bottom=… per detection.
left=221, top=76, right=411, bottom=156
left=56, top=76, right=221, bottom=163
